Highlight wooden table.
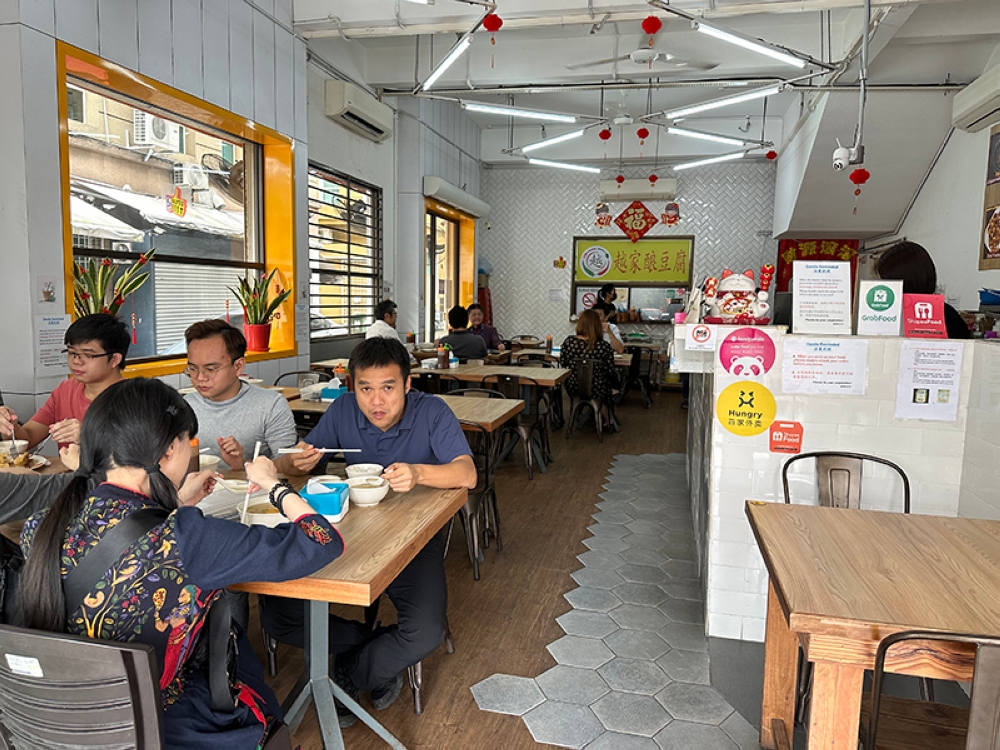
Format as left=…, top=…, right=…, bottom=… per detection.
left=410, top=364, right=570, bottom=388
left=747, top=501, right=999, bottom=750
left=232, top=482, right=468, bottom=749
left=265, top=385, right=299, bottom=401
left=310, top=358, right=351, bottom=373
left=437, top=395, right=524, bottom=432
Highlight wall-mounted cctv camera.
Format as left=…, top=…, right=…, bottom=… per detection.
left=832, top=146, right=851, bottom=171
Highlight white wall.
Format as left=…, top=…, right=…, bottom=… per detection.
left=0, top=0, right=309, bottom=418
left=957, top=342, right=1000, bottom=520
left=896, top=127, right=996, bottom=309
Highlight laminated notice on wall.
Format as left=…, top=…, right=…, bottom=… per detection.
left=894, top=340, right=963, bottom=421
left=34, top=314, right=71, bottom=374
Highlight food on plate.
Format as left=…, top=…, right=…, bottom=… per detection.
left=0, top=451, right=32, bottom=468
left=987, top=209, right=1000, bottom=253
left=247, top=503, right=279, bottom=515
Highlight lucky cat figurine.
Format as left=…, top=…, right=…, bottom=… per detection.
left=704, top=269, right=770, bottom=323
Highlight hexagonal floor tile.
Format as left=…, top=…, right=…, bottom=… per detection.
left=547, top=635, right=616, bottom=669
left=572, top=567, right=627, bottom=590
left=657, top=623, right=709, bottom=653
left=621, top=548, right=671, bottom=567
left=610, top=604, right=670, bottom=632
left=556, top=609, right=620, bottom=638
left=591, top=510, right=635, bottom=525
left=591, top=692, right=672, bottom=737
left=577, top=550, right=627, bottom=570
left=564, top=586, right=623, bottom=613
left=470, top=673, right=545, bottom=716
left=617, top=564, right=668, bottom=585
left=587, top=522, right=630, bottom=539
left=656, top=683, right=735, bottom=724
left=604, top=629, right=671, bottom=661
left=598, top=491, right=637, bottom=502
left=583, top=536, right=630, bottom=553
left=655, top=649, right=710, bottom=684
left=522, top=701, right=605, bottom=749
left=613, top=582, right=668, bottom=607
left=585, top=731, right=660, bottom=750
left=536, top=664, right=611, bottom=705
left=658, top=598, right=705, bottom=625
left=661, top=560, right=700, bottom=581
left=659, top=580, right=703, bottom=602
left=625, top=520, right=668, bottom=536
left=654, top=720, right=739, bottom=749
left=627, top=496, right=666, bottom=511
left=721, top=711, right=761, bottom=750
left=598, top=657, right=671, bottom=695
left=620, top=533, right=668, bottom=552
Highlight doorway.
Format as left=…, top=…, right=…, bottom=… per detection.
left=424, top=211, right=459, bottom=341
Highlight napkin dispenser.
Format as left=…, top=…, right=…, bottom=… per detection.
left=298, top=477, right=349, bottom=522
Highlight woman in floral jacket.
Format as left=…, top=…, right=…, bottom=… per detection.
left=19, top=378, right=344, bottom=749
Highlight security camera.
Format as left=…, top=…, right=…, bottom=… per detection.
left=832, top=146, right=851, bottom=171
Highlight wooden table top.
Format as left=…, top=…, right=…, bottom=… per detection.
left=438, top=395, right=524, bottom=432
left=746, top=501, right=1000, bottom=639
left=310, top=358, right=351, bottom=371
left=410, top=364, right=570, bottom=387
left=231, top=484, right=467, bottom=606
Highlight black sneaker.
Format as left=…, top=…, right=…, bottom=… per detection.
left=371, top=672, right=403, bottom=710
left=333, top=656, right=360, bottom=728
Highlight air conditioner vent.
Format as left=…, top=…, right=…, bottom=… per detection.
left=324, top=81, right=394, bottom=143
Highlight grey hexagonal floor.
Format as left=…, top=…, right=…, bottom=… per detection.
left=471, top=454, right=759, bottom=749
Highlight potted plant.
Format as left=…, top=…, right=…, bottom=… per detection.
left=73, top=250, right=155, bottom=318
left=229, top=268, right=292, bottom=352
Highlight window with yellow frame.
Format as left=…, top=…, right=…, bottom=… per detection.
left=57, top=43, right=296, bottom=376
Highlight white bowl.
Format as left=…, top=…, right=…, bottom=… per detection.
left=241, top=377, right=264, bottom=386
left=416, top=343, right=436, bottom=351
left=346, top=476, right=390, bottom=507
left=240, top=501, right=288, bottom=527
left=0, top=440, right=29, bottom=457
left=345, top=463, right=383, bottom=479
left=199, top=454, right=221, bottom=471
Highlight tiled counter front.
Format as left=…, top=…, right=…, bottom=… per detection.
left=676, top=326, right=977, bottom=642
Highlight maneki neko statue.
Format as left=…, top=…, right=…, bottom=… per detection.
left=703, top=264, right=775, bottom=324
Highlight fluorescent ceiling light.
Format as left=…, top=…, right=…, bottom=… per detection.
left=422, top=35, right=472, bottom=90
left=667, top=127, right=746, bottom=147
left=673, top=152, right=745, bottom=171
left=520, top=129, right=587, bottom=153
left=696, top=23, right=806, bottom=68
left=528, top=158, right=601, bottom=174
left=666, top=86, right=781, bottom=120
left=462, top=101, right=578, bottom=123
left=402, top=0, right=434, bottom=4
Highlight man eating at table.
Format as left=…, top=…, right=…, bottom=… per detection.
left=270, top=336, right=476, bottom=722
left=0, top=313, right=129, bottom=450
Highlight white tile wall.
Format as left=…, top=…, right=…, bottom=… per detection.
left=958, top=344, right=1000, bottom=519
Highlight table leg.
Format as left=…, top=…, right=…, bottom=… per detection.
left=761, top=581, right=798, bottom=749
left=807, top=662, right=864, bottom=750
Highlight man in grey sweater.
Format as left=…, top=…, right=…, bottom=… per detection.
left=182, top=320, right=297, bottom=468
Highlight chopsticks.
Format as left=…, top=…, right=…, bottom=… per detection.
left=276, top=448, right=362, bottom=454
left=240, top=441, right=261, bottom=524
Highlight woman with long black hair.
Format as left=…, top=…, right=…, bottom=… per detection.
left=18, top=378, right=344, bottom=748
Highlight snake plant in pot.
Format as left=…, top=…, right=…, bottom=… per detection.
left=228, top=268, right=292, bottom=352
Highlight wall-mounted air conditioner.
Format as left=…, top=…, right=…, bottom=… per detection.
left=172, top=163, right=209, bottom=189
left=598, top=178, right=678, bottom=203
left=133, top=110, right=181, bottom=151
left=325, top=80, right=394, bottom=143
left=952, top=63, right=1000, bottom=133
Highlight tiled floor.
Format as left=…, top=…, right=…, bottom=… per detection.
left=471, top=453, right=759, bottom=749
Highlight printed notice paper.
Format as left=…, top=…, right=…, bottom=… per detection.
left=792, top=261, right=853, bottom=334
left=34, top=314, right=71, bottom=373
left=781, top=338, right=868, bottom=395
left=894, top=340, right=963, bottom=421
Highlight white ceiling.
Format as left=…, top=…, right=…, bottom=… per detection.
left=298, top=0, right=1000, bottom=236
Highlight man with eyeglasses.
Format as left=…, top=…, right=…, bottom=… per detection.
left=183, top=320, right=297, bottom=471
left=0, top=314, right=129, bottom=450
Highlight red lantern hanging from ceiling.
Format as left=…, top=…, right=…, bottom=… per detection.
left=615, top=174, right=626, bottom=186
left=641, top=15, right=662, bottom=47
left=598, top=128, right=612, bottom=141
left=636, top=127, right=650, bottom=144
left=766, top=150, right=778, bottom=160
left=483, top=13, right=503, bottom=67
left=849, top=167, right=871, bottom=215
left=649, top=174, right=658, bottom=184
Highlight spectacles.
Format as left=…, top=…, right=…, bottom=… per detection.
left=62, top=348, right=113, bottom=362
left=184, top=363, right=232, bottom=379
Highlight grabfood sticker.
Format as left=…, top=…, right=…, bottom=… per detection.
left=716, top=381, right=777, bottom=436
left=579, top=245, right=612, bottom=279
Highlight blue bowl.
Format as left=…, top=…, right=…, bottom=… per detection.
left=298, top=482, right=348, bottom=515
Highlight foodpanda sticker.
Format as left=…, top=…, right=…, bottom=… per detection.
left=719, top=327, right=776, bottom=378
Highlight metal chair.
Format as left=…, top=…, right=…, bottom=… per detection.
left=448, top=388, right=506, bottom=399
left=273, top=370, right=331, bottom=388
left=448, top=420, right=496, bottom=579
left=517, top=359, right=564, bottom=434
left=512, top=351, right=557, bottom=365
left=565, top=358, right=617, bottom=443
left=0, top=623, right=164, bottom=748
left=409, top=372, right=460, bottom=395
left=617, top=346, right=654, bottom=408
left=480, top=373, right=549, bottom=480
left=510, top=335, right=541, bottom=351
left=864, top=630, right=1000, bottom=750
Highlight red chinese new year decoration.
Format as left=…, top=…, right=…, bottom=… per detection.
left=595, top=202, right=612, bottom=227
left=483, top=13, right=503, bottom=67
left=759, top=263, right=775, bottom=292
left=614, top=201, right=659, bottom=242
left=661, top=202, right=680, bottom=226
left=641, top=15, right=662, bottom=46
left=636, top=127, right=650, bottom=143
left=777, top=239, right=859, bottom=293
left=849, top=168, right=871, bottom=215
left=598, top=128, right=612, bottom=141
left=615, top=174, right=625, bottom=185
left=648, top=174, right=658, bottom=184
left=766, top=150, right=778, bottom=160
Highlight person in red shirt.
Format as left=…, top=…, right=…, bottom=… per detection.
left=0, top=314, right=129, bottom=449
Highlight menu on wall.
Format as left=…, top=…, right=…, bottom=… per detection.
left=894, top=340, right=963, bottom=422
left=791, top=261, right=853, bottom=334
left=34, top=314, right=72, bottom=374
left=781, top=338, right=868, bottom=395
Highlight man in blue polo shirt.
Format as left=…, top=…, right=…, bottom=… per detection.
left=268, top=337, right=476, bottom=723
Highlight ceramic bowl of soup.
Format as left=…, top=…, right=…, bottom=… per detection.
left=199, top=454, right=221, bottom=471
left=345, top=463, right=383, bottom=479
left=241, top=502, right=287, bottom=527
left=346, top=476, right=390, bottom=507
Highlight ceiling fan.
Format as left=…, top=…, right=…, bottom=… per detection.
left=567, top=46, right=717, bottom=72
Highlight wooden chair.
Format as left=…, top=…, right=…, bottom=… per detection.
left=863, top=630, right=1000, bottom=750
left=273, top=370, right=331, bottom=388
left=617, top=346, right=654, bottom=408
left=565, top=358, right=617, bottom=443
left=480, top=373, right=549, bottom=480
left=409, top=372, right=460, bottom=395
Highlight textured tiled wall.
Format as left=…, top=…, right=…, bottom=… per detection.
left=479, top=163, right=776, bottom=344
left=958, top=343, right=1000, bottom=520
left=695, top=330, right=975, bottom=642
left=686, top=373, right=713, bottom=597
left=419, top=98, right=481, bottom=199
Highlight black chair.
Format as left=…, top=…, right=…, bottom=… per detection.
left=864, top=630, right=1000, bottom=750
left=517, top=359, right=565, bottom=435
left=449, top=420, right=495, bottom=580
left=273, top=370, right=331, bottom=388
left=409, top=373, right=460, bottom=395
left=512, top=351, right=557, bottom=365
left=617, top=346, right=654, bottom=408
left=480, top=374, right=548, bottom=480
left=565, top=358, right=617, bottom=443
left=510, top=335, right=541, bottom=352
left=448, top=388, right=506, bottom=399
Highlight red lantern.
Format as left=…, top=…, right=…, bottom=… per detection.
left=849, top=168, right=870, bottom=185
left=615, top=174, right=625, bottom=185
left=483, top=13, right=503, bottom=33
left=641, top=15, right=662, bottom=46
left=598, top=128, right=612, bottom=141
left=636, top=127, right=650, bottom=143
left=649, top=174, right=658, bottom=184
left=766, top=150, right=778, bottom=160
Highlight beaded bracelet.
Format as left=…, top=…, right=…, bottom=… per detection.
left=268, top=480, right=294, bottom=515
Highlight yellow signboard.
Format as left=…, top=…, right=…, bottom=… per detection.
left=574, top=237, right=692, bottom=284
left=716, top=381, right=777, bottom=436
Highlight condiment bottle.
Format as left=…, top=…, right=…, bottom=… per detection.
left=545, top=334, right=553, bottom=354
left=437, top=345, right=448, bottom=369
left=406, top=331, right=416, bottom=344
left=188, top=438, right=200, bottom=476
